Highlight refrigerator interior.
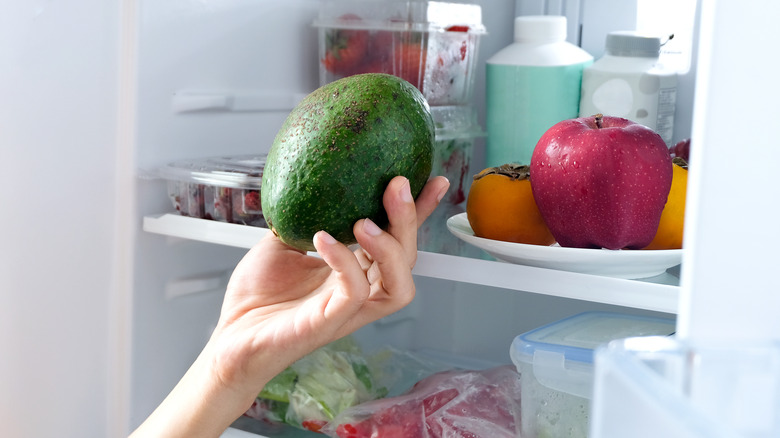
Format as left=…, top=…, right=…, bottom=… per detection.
left=130, top=0, right=701, bottom=436
left=8, top=1, right=780, bottom=437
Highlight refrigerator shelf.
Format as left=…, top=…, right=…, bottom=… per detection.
left=143, top=213, right=680, bottom=314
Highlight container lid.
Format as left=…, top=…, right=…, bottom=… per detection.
left=511, top=311, right=676, bottom=366
left=514, top=15, right=567, bottom=43
left=159, top=155, right=266, bottom=189
left=430, top=105, right=485, bottom=141
left=605, top=31, right=662, bottom=58
left=313, top=0, right=486, bottom=34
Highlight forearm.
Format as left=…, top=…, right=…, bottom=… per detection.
left=129, top=345, right=264, bottom=438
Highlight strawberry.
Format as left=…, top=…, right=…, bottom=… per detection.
left=322, top=14, right=370, bottom=76
left=363, top=30, right=394, bottom=73
left=243, top=190, right=261, bottom=212
left=393, top=42, right=427, bottom=89
left=445, top=25, right=470, bottom=33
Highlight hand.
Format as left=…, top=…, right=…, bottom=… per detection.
left=212, top=175, right=449, bottom=394
left=130, top=175, right=449, bottom=438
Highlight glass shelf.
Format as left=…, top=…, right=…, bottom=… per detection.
left=143, top=214, right=680, bottom=314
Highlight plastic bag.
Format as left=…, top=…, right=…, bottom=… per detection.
left=322, top=365, right=522, bottom=438
left=243, top=337, right=449, bottom=433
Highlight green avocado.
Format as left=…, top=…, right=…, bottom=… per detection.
left=261, top=73, right=435, bottom=251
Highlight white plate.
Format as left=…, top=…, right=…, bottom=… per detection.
left=446, top=213, right=683, bottom=279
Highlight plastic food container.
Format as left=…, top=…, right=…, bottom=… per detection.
left=430, top=105, right=483, bottom=206
left=509, top=311, right=676, bottom=438
left=313, top=0, right=486, bottom=106
left=160, top=155, right=267, bottom=227
left=417, top=105, right=484, bottom=256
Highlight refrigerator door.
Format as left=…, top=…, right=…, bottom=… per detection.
left=592, top=0, right=780, bottom=436
left=592, top=337, right=780, bottom=438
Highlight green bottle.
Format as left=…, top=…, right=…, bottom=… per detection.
left=486, top=16, right=593, bottom=167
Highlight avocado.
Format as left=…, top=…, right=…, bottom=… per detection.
left=261, top=73, right=435, bottom=251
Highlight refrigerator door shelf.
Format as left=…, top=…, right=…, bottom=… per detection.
left=143, top=213, right=681, bottom=313
left=592, top=336, right=780, bottom=438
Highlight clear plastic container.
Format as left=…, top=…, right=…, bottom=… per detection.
left=160, top=155, right=267, bottom=227
left=510, top=311, right=676, bottom=438
left=417, top=105, right=484, bottom=256
left=313, top=0, right=486, bottom=106
left=430, top=105, right=484, bottom=206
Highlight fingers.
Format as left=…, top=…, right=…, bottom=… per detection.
left=382, top=175, right=450, bottom=265
left=414, top=176, right=450, bottom=228
left=347, top=217, right=417, bottom=328
left=306, top=175, right=449, bottom=336
left=312, top=230, right=371, bottom=322
left=383, top=176, right=419, bottom=265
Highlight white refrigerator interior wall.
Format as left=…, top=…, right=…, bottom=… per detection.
left=0, top=1, right=124, bottom=437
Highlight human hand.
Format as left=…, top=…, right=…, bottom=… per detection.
left=130, top=175, right=449, bottom=438
left=211, top=175, right=450, bottom=397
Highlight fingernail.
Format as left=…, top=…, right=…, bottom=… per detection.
left=400, top=178, right=413, bottom=203
left=437, top=177, right=450, bottom=202
left=362, top=218, right=383, bottom=236
left=317, top=230, right=337, bottom=245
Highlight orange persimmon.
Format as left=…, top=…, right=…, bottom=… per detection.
left=466, top=163, right=555, bottom=246
left=644, top=158, right=688, bottom=250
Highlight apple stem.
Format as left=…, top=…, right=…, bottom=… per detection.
left=594, top=113, right=604, bottom=129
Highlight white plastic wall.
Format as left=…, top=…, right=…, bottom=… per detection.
left=0, top=1, right=129, bottom=437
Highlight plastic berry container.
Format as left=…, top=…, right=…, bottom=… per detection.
left=160, top=155, right=267, bottom=227
left=313, top=0, right=486, bottom=106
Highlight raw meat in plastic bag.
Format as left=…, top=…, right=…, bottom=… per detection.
left=323, top=365, right=522, bottom=438
left=243, top=337, right=450, bottom=433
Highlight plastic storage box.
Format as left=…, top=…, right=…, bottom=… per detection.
left=510, top=311, right=676, bottom=438
left=160, top=155, right=267, bottom=227
left=417, top=105, right=483, bottom=255
left=313, top=0, right=486, bottom=106
left=430, top=105, right=483, bottom=206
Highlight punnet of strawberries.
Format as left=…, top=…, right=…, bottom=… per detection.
left=317, top=11, right=483, bottom=105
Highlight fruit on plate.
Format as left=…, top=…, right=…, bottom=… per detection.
left=670, top=138, right=690, bottom=163
left=530, top=114, right=673, bottom=250
left=644, top=157, right=688, bottom=250
left=466, top=164, right=555, bottom=246
left=261, top=73, right=434, bottom=251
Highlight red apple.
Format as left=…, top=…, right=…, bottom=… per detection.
left=530, top=114, right=673, bottom=249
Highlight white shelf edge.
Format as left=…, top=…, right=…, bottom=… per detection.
left=414, top=251, right=679, bottom=314
left=143, top=213, right=266, bottom=248
left=143, top=214, right=679, bottom=314
left=221, top=426, right=268, bottom=438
